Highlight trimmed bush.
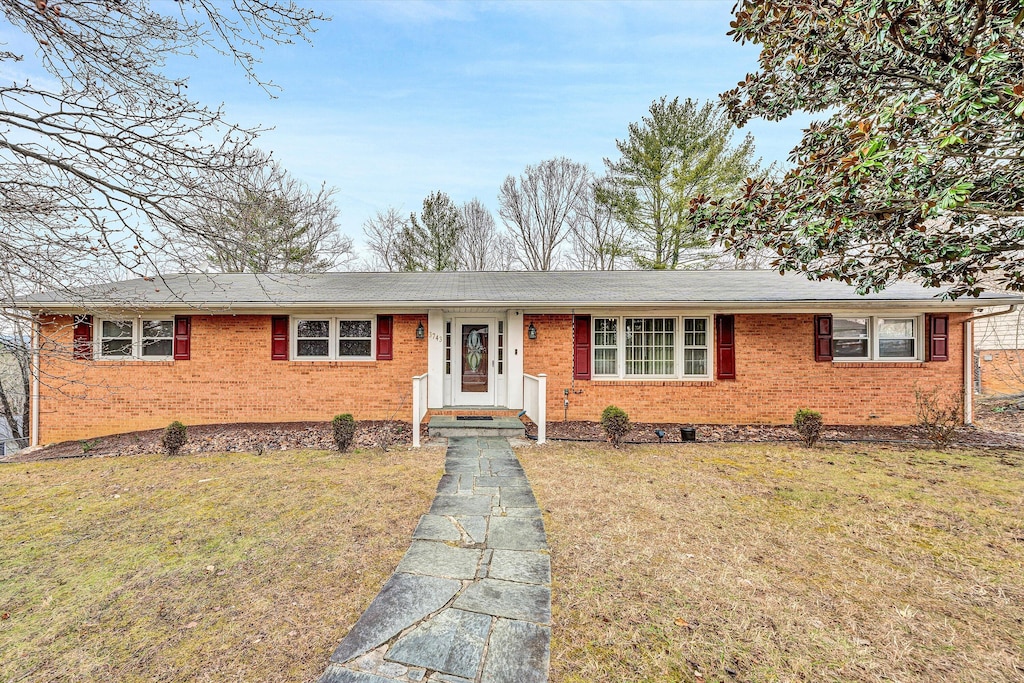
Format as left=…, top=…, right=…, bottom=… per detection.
left=600, top=405, right=631, bottom=448
left=162, top=421, right=188, bottom=456
left=332, top=414, right=356, bottom=452
left=793, top=408, right=823, bottom=447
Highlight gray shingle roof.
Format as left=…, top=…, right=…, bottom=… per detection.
left=17, top=271, right=1022, bottom=310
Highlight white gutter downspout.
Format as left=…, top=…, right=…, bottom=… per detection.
left=31, top=317, right=40, bottom=447
left=959, top=304, right=1020, bottom=425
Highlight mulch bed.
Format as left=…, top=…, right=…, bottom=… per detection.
left=526, top=419, right=1024, bottom=449
left=5, top=421, right=425, bottom=463
left=7, top=405, right=1023, bottom=464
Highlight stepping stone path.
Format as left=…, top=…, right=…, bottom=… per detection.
left=318, top=436, right=550, bottom=683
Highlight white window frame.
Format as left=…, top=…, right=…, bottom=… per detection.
left=95, top=317, right=175, bottom=361
left=831, top=315, right=923, bottom=362
left=291, top=316, right=375, bottom=361
left=591, top=314, right=712, bottom=380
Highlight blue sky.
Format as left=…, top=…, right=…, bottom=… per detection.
left=3, top=1, right=813, bottom=254
left=173, top=0, right=813, bottom=250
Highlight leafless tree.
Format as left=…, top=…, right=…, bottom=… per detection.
left=0, top=0, right=326, bottom=299
left=362, top=207, right=411, bottom=272
left=174, top=156, right=353, bottom=273
left=457, top=199, right=502, bottom=271
left=0, top=276, right=30, bottom=448
left=499, top=157, right=591, bottom=271
left=568, top=178, right=629, bottom=270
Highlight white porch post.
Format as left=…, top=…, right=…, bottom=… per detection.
left=536, top=373, right=546, bottom=445
left=508, top=309, right=525, bottom=409
left=427, top=308, right=444, bottom=409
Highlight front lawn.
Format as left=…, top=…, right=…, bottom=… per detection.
left=520, top=442, right=1024, bottom=683
left=0, top=447, right=444, bottom=682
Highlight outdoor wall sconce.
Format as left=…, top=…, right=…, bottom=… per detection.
left=416, top=321, right=425, bottom=339
left=528, top=322, right=537, bottom=339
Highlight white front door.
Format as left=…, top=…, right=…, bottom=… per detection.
left=453, top=318, right=496, bottom=406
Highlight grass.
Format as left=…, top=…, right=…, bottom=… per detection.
left=0, top=446, right=444, bottom=683
left=519, top=442, right=1024, bottom=683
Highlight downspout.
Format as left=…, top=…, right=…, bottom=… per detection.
left=31, top=316, right=40, bottom=447
left=958, top=304, right=1020, bottom=426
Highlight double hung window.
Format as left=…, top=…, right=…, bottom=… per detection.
left=293, top=317, right=374, bottom=360
left=832, top=316, right=919, bottom=361
left=97, top=318, right=174, bottom=360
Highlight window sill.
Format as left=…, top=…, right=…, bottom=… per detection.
left=832, top=361, right=925, bottom=368
left=288, top=359, right=379, bottom=364
left=589, top=378, right=715, bottom=386
left=93, top=359, right=175, bottom=365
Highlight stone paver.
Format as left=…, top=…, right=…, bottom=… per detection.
left=453, top=578, right=552, bottom=623
left=488, top=550, right=551, bottom=585
left=318, top=436, right=550, bottom=683
left=396, top=541, right=482, bottom=580
left=385, top=609, right=491, bottom=678
left=480, top=619, right=551, bottom=683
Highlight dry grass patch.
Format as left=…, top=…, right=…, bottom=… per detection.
left=0, top=446, right=444, bottom=682
left=519, top=442, right=1024, bottom=683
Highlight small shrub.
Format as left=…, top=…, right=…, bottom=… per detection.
left=332, top=414, right=356, bottom=452
left=600, top=405, right=631, bottom=448
left=915, top=388, right=964, bottom=448
left=793, top=408, right=824, bottom=447
left=162, top=421, right=187, bottom=456
left=79, top=439, right=99, bottom=454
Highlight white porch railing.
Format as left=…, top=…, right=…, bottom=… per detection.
left=411, top=373, right=429, bottom=448
left=523, top=373, right=547, bottom=445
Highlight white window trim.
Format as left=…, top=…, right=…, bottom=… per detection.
left=591, top=314, right=712, bottom=381
left=291, top=316, right=376, bottom=361
left=95, top=317, right=175, bottom=361
left=832, top=315, right=923, bottom=362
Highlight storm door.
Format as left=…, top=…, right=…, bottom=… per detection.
left=453, top=319, right=495, bottom=405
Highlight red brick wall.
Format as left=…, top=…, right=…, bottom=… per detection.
left=37, top=315, right=427, bottom=443
left=977, top=349, right=1024, bottom=396
left=523, top=313, right=969, bottom=426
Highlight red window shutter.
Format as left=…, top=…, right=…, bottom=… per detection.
left=73, top=315, right=93, bottom=360
left=814, top=314, right=833, bottom=362
left=173, top=316, right=191, bottom=360
left=376, top=315, right=394, bottom=361
left=573, top=315, right=591, bottom=380
left=271, top=316, right=289, bottom=360
left=716, top=314, right=736, bottom=380
left=927, top=314, right=949, bottom=361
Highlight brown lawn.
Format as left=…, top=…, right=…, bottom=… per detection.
left=0, top=446, right=444, bottom=683
left=520, top=442, right=1024, bottom=683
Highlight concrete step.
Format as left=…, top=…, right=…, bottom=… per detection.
left=427, top=416, right=526, bottom=438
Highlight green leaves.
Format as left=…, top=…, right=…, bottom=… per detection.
left=602, top=97, right=760, bottom=269
left=695, top=0, right=1024, bottom=297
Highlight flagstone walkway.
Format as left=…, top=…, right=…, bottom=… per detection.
left=318, top=436, right=550, bottom=683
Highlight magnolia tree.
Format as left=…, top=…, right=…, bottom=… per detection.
left=691, top=0, right=1024, bottom=297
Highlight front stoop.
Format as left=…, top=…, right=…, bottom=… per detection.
left=427, top=416, right=526, bottom=439
left=317, top=436, right=550, bottom=683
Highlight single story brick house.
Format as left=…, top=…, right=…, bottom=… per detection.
left=18, top=270, right=1021, bottom=446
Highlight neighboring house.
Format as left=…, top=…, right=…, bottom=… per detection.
left=16, top=271, right=1023, bottom=445
left=975, top=306, right=1024, bottom=396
